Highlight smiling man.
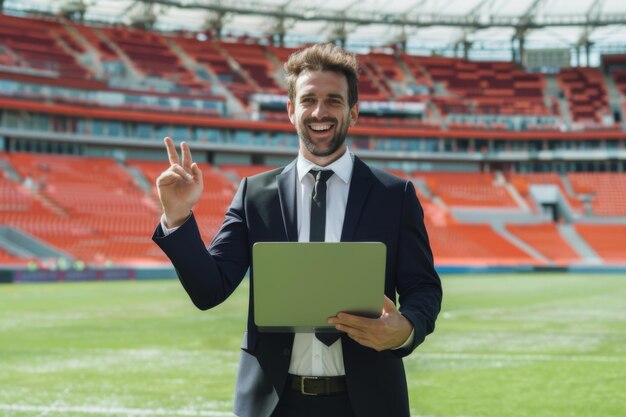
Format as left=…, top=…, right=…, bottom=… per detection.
left=153, top=43, right=442, bottom=417
left=287, top=68, right=357, bottom=162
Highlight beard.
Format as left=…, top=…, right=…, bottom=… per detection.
left=297, top=116, right=349, bottom=157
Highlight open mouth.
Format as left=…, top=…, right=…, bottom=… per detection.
left=307, top=123, right=335, bottom=133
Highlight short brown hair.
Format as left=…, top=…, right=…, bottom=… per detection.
left=284, top=43, right=359, bottom=108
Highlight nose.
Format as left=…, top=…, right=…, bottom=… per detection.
left=311, top=101, right=328, bottom=119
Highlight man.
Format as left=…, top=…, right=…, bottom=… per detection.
left=153, top=43, right=441, bottom=417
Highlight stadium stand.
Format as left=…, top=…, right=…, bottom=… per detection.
left=219, top=164, right=279, bottom=180
left=507, top=173, right=585, bottom=215
left=427, top=223, right=541, bottom=266
left=413, top=172, right=518, bottom=208
left=0, top=12, right=625, bottom=272
left=2, top=152, right=167, bottom=264
left=100, top=26, right=205, bottom=90
left=219, top=42, right=284, bottom=94
left=506, top=223, right=581, bottom=265
left=0, top=13, right=91, bottom=79
left=558, top=67, right=611, bottom=125
left=568, top=172, right=626, bottom=216
left=173, top=36, right=257, bottom=106
left=574, top=224, right=626, bottom=263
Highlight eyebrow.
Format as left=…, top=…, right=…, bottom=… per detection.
left=300, top=93, right=345, bottom=101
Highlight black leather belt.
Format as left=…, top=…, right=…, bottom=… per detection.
left=288, top=374, right=347, bottom=396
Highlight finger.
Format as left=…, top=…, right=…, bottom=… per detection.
left=170, top=164, right=194, bottom=182
left=331, top=313, right=377, bottom=330
left=335, top=323, right=368, bottom=340
left=164, top=137, right=180, bottom=166
left=181, top=141, right=193, bottom=170
left=191, top=162, right=203, bottom=184
left=156, top=168, right=186, bottom=187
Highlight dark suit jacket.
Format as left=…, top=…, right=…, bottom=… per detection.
left=153, top=156, right=442, bottom=417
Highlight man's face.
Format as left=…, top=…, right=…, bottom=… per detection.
left=287, top=70, right=358, bottom=165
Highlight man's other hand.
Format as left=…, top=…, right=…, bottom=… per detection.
left=328, top=296, right=413, bottom=351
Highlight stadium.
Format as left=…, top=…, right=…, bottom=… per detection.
left=0, top=1, right=625, bottom=417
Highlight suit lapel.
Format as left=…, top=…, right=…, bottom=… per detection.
left=277, top=161, right=298, bottom=242
left=341, top=156, right=373, bottom=241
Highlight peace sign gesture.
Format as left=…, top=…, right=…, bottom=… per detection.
left=156, top=137, right=204, bottom=228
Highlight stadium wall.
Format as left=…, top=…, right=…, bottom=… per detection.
left=4, top=264, right=626, bottom=285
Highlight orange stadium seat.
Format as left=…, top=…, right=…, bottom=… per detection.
left=219, top=164, right=278, bottom=180
left=507, top=173, right=584, bottom=215
left=100, top=27, right=205, bottom=89
left=220, top=42, right=284, bottom=94
left=0, top=13, right=91, bottom=79
left=506, top=223, right=580, bottom=264
left=413, top=172, right=518, bottom=208
left=3, top=153, right=167, bottom=265
left=427, top=224, right=540, bottom=266
left=558, top=68, right=610, bottom=124
left=574, top=224, right=626, bottom=263
left=173, top=37, right=257, bottom=105
left=568, top=173, right=626, bottom=216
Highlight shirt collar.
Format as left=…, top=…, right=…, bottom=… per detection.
left=296, top=148, right=353, bottom=185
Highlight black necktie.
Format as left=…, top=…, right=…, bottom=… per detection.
left=309, top=169, right=334, bottom=243
left=309, top=169, right=340, bottom=346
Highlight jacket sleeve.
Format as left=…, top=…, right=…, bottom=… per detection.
left=393, top=181, right=442, bottom=357
left=152, top=178, right=250, bottom=310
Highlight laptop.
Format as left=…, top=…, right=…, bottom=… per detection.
left=252, top=242, right=386, bottom=332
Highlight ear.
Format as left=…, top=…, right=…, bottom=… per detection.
left=287, top=99, right=296, bottom=125
left=349, top=103, right=359, bottom=127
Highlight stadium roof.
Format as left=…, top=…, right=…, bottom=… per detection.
left=4, top=0, right=626, bottom=63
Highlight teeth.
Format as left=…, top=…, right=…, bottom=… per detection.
left=309, top=124, right=332, bottom=131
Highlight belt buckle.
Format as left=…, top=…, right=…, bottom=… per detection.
left=300, top=376, right=320, bottom=396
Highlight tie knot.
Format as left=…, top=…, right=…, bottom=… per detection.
left=310, top=169, right=334, bottom=183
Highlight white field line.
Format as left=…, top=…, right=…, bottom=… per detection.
left=0, top=404, right=234, bottom=417
left=416, top=352, right=626, bottom=363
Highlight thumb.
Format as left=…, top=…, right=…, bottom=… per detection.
left=191, top=162, right=203, bottom=184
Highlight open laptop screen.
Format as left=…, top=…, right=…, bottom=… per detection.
left=252, top=242, right=386, bottom=332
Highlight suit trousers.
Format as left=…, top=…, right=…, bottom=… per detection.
left=270, top=387, right=356, bottom=417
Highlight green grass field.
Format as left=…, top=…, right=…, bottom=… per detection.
left=1, top=274, right=625, bottom=417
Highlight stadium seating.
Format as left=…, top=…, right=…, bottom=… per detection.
left=413, top=172, right=518, bottom=208
left=72, top=23, right=120, bottom=61
left=219, top=164, right=278, bottom=180
left=3, top=152, right=166, bottom=264
left=219, top=42, right=284, bottom=94
left=427, top=223, right=540, bottom=266
left=558, top=67, right=611, bottom=124
left=506, top=223, right=580, bottom=264
left=0, top=13, right=91, bottom=79
left=574, top=224, right=626, bottom=263
left=0, top=13, right=625, bottom=270
left=568, top=173, right=626, bottom=216
left=173, top=37, right=257, bottom=105
left=507, top=173, right=585, bottom=215
left=359, top=53, right=400, bottom=97
left=403, top=55, right=554, bottom=119
left=2, top=153, right=625, bottom=267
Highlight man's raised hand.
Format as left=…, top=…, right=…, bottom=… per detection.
left=156, top=137, right=203, bottom=228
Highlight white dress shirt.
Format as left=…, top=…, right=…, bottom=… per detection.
left=288, top=148, right=354, bottom=377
